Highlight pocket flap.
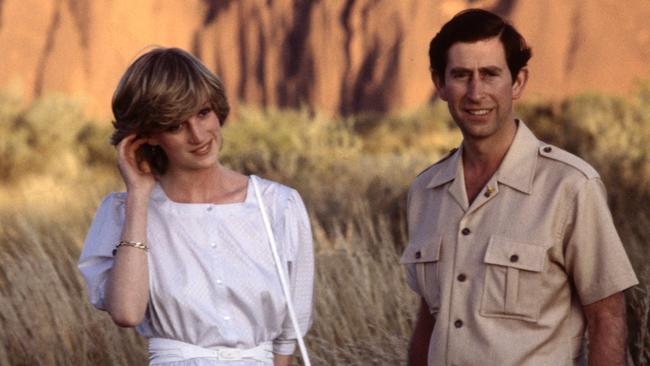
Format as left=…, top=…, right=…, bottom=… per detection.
left=484, top=236, right=546, bottom=272
left=400, top=236, right=442, bottom=264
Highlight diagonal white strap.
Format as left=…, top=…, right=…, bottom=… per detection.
left=251, top=175, right=312, bottom=366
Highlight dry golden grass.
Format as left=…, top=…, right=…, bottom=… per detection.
left=0, top=90, right=648, bottom=365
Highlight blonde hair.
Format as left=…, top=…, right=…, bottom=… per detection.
left=110, top=47, right=230, bottom=175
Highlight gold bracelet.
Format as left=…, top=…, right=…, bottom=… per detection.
left=112, top=240, right=148, bottom=256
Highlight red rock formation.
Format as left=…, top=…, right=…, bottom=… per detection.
left=0, top=0, right=649, bottom=118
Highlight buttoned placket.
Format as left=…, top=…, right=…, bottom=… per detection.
left=447, top=179, right=499, bottom=365
left=205, top=207, right=235, bottom=339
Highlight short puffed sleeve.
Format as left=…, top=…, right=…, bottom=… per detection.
left=273, top=187, right=315, bottom=355
left=78, top=193, right=126, bottom=310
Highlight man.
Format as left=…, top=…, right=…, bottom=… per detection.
left=401, top=9, right=638, bottom=366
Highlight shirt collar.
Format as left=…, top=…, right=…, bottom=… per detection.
left=425, top=147, right=462, bottom=189
left=495, top=120, right=539, bottom=194
left=425, top=120, right=540, bottom=195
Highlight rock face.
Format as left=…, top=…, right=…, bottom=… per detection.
left=1, top=0, right=649, bottom=118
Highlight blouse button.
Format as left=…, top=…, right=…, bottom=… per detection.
left=216, top=279, right=223, bottom=285
left=223, top=316, right=231, bottom=320
left=210, top=242, right=217, bottom=248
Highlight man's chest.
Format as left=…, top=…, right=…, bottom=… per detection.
left=408, top=183, right=568, bottom=250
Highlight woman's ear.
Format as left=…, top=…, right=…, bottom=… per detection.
left=147, top=136, right=160, bottom=146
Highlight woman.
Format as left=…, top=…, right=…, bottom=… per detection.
left=78, top=47, right=314, bottom=366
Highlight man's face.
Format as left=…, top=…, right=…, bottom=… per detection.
left=434, top=36, right=527, bottom=142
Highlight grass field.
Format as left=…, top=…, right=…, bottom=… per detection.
left=0, top=88, right=648, bottom=365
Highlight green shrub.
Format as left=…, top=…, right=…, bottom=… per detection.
left=0, top=92, right=116, bottom=181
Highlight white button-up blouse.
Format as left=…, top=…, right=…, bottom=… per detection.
left=78, top=176, right=314, bottom=365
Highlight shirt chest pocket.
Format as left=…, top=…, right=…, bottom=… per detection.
left=400, top=236, right=442, bottom=313
left=480, top=236, right=547, bottom=323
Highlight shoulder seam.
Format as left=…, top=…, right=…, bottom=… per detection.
left=417, top=148, right=458, bottom=178
left=538, top=145, right=599, bottom=179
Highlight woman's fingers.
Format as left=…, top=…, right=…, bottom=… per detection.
left=116, top=135, right=157, bottom=192
left=118, top=136, right=149, bottom=171
left=118, top=135, right=144, bottom=165
left=117, top=135, right=134, bottom=166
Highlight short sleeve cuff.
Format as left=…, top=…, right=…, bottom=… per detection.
left=273, top=339, right=296, bottom=355
left=580, top=274, right=639, bottom=305
left=91, top=275, right=109, bottom=310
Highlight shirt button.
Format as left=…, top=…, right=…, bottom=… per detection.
left=457, top=274, right=467, bottom=282
left=461, top=228, right=471, bottom=235
left=207, top=206, right=213, bottom=212
left=510, top=254, right=519, bottom=263
left=415, top=251, right=421, bottom=259
left=454, top=319, right=463, bottom=328
left=216, top=279, right=223, bottom=285
left=543, top=146, right=552, bottom=153
left=223, top=316, right=231, bottom=320
left=210, top=242, right=217, bottom=248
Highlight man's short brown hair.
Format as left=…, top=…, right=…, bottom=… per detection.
left=429, top=9, right=532, bottom=83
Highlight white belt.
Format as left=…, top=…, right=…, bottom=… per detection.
left=149, top=337, right=273, bottom=364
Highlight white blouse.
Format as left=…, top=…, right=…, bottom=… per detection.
left=78, top=176, right=314, bottom=365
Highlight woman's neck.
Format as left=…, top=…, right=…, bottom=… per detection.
left=158, top=164, right=248, bottom=204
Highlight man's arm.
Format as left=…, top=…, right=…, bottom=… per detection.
left=583, top=291, right=628, bottom=366
left=408, top=298, right=435, bottom=366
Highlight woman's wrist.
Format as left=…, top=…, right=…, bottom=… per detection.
left=121, top=190, right=151, bottom=247
left=125, top=189, right=152, bottom=207
left=126, top=183, right=155, bottom=197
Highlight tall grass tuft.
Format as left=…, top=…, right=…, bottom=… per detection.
left=0, top=207, right=147, bottom=365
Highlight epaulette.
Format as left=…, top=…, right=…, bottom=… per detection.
left=538, top=145, right=599, bottom=179
left=416, top=147, right=458, bottom=177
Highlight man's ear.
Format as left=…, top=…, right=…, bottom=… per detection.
left=511, top=67, right=528, bottom=101
left=431, top=70, right=448, bottom=101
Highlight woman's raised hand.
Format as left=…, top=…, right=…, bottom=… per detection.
left=117, top=134, right=156, bottom=194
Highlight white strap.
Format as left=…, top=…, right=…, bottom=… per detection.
left=251, top=175, right=312, bottom=366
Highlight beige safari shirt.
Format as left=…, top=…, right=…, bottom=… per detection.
left=401, top=121, right=638, bottom=366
